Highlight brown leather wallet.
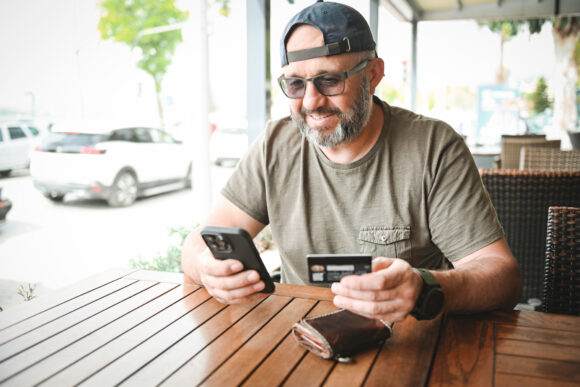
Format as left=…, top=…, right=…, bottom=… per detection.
left=292, top=309, right=393, bottom=361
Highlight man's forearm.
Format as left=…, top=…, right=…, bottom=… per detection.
left=433, top=241, right=522, bottom=313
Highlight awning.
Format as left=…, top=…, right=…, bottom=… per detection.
left=384, top=0, right=580, bottom=22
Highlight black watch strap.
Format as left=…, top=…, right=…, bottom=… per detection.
left=410, top=268, right=444, bottom=320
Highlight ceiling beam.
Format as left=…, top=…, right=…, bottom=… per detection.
left=382, top=0, right=418, bottom=21
left=417, top=0, right=580, bottom=21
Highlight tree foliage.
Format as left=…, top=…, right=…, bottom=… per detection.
left=528, top=77, right=552, bottom=114
left=98, top=0, right=189, bottom=126
left=480, top=17, right=580, bottom=133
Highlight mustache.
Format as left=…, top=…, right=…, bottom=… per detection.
left=300, top=106, right=342, bottom=116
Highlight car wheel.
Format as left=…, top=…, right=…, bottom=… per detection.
left=44, top=192, right=65, bottom=202
left=0, top=170, right=11, bottom=177
left=107, top=171, right=138, bottom=207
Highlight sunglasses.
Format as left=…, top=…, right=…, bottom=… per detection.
left=278, top=59, right=370, bottom=99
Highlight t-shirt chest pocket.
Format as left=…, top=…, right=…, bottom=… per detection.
left=358, top=226, right=412, bottom=259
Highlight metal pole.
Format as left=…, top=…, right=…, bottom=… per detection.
left=193, top=0, right=212, bottom=220
left=246, top=0, right=268, bottom=144
left=410, top=18, right=418, bottom=111
left=370, top=0, right=379, bottom=45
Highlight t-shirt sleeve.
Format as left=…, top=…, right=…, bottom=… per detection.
left=425, top=125, right=504, bottom=262
left=221, top=122, right=271, bottom=226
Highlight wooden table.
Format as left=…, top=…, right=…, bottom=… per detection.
left=0, top=268, right=578, bottom=386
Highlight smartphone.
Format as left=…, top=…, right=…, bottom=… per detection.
left=200, top=226, right=275, bottom=293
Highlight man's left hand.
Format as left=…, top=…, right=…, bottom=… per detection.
left=331, top=257, right=423, bottom=322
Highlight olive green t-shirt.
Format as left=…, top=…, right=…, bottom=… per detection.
left=222, top=97, right=503, bottom=286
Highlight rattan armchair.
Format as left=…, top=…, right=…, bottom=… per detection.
left=519, top=147, right=580, bottom=171
left=543, top=207, right=580, bottom=315
left=568, top=131, right=580, bottom=150
left=480, top=169, right=580, bottom=303
left=500, top=137, right=560, bottom=169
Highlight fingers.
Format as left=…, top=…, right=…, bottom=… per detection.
left=339, top=258, right=406, bottom=291
left=331, top=258, right=420, bottom=322
left=210, top=284, right=268, bottom=304
left=198, top=250, right=265, bottom=304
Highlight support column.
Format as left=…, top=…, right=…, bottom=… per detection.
left=246, top=0, right=269, bottom=144
left=410, top=18, right=418, bottom=111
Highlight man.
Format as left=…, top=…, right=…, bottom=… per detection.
left=181, top=0, right=522, bottom=322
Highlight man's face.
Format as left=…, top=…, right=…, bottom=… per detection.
left=284, top=25, right=372, bottom=148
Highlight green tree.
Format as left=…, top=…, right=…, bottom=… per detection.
left=529, top=77, right=552, bottom=114
left=98, top=0, right=189, bottom=127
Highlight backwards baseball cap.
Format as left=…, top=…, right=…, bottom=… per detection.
left=280, top=0, right=376, bottom=66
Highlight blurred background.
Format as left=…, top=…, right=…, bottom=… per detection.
left=1, top=0, right=579, bottom=308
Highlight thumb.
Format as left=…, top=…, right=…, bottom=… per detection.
left=372, top=257, right=396, bottom=272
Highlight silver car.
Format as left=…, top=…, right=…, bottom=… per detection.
left=0, top=122, right=43, bottom=177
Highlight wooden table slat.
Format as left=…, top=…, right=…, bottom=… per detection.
left=323, top=345, right=381, bottom=387
left=39, top=286, right=212, bottom=387
left=161, top=294, right=293, bottom=386
left=124, top=270, right=188, bottom=284
left=76, top=288, right=222, bottom=387
left=0, top=278, right=138, bottom=345
left=117, top=295, right=258, bottom=387
left=0, top=280, right=156, bottom=366
left=496, top=324, right=580, bottom=346
left=474, top=310, right=580, bottom=332
left=366, top=316, right=441, bottom=387
left=495, top=372, right=580, bottom=387
left=273, top=283, right=335, bottom=302
left=496, top=338, right=580, bottom=363
left=428, top=317, right=494, bottom=386
left=240, top=301, right=339, bottom=387
left=6, top=284, right=199, bottom=387
left=0, top=281, right=175, bottom=384
left=495, top=354, right=580, bottom=383
left=0, top=267, right=136, bottom=331
left=203, top=297, right=317, bottom=386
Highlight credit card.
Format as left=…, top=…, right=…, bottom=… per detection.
left=307, top=254, right=372, bottom=284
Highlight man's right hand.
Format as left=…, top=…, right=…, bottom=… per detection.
left=197, top=248, right=267, bottom=304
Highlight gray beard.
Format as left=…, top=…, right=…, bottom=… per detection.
left=291, top=75, right=372, bottom=148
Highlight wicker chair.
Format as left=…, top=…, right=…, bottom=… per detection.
left=568, top=131, right=580, bottom=150
left=500, top=137, right=560, bottom=169
left=480, top=169, right=580, bottom=303
left=543, top=207, right=580, bottom=315
left=519, top=147, right=580, bottom=171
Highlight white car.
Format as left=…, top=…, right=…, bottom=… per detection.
left=30, top=126, right=192, bottom=207
left=0, top=122, right=43, bottom=176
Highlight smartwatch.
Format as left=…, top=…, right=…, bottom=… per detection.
left=410, top=268, right=444, bottom=320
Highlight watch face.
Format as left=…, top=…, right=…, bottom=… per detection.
left=424, top=288, right=444, bottom=317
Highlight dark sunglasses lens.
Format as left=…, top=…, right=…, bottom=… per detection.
left=313, top=74, right=344, bottom=96
left=281, top=78, right=305, bottom=98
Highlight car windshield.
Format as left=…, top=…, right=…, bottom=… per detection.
left=40, top=132, right=109, bottom=152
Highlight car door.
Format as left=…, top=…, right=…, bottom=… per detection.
left=2, top=125, right=31, bottom=168
left=131, top=127, right=163, bottom=183
left=107, top=128, right=152, bottom=184
left=147, top=128, right=188, bottom=182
